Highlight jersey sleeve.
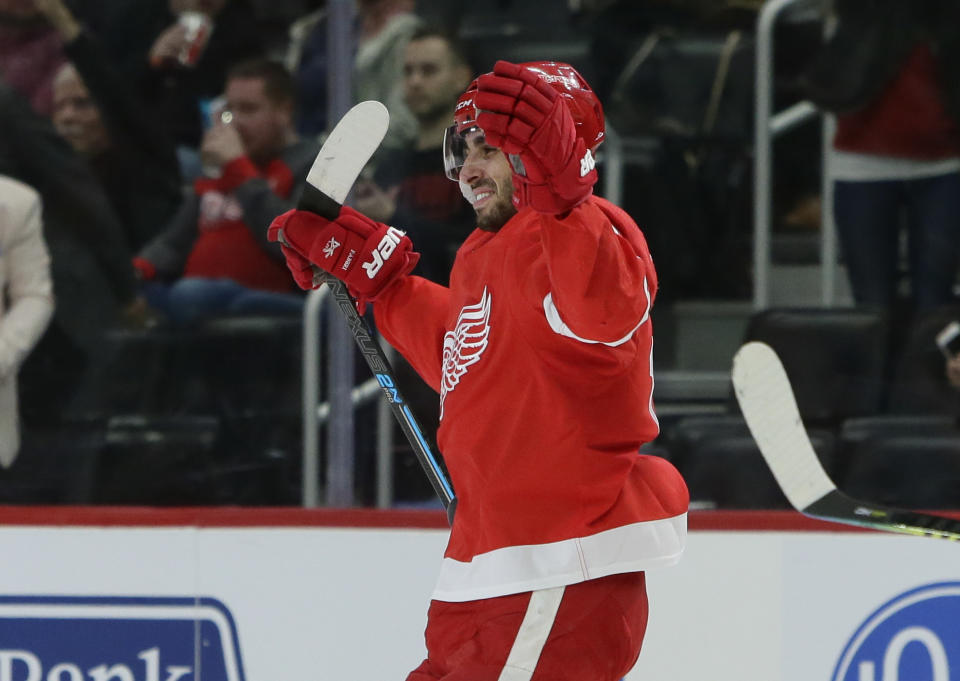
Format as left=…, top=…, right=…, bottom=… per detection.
left=537, top=199, right=655, bottom=346
left=373, top=274, right=450, bottom=392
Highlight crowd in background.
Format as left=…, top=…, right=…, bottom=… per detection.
left=1, top=0, right=959, bottom=509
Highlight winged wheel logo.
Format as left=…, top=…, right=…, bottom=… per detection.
left=440, top=287, right=491, bottom=419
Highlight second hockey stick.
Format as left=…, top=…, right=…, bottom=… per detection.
left=731, top=340, right=960, bottom=541
left=286, top=101, right=456, bottom=520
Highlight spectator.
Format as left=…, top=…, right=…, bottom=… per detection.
left=882, top=305, right=960, bottom=413
left=144, top=0, right=265, bottom=152
left=285, top=0, right=420, bottom=148
left=0, top=175, right=54, bottom=468
left=937, top=315, right=960, bottom=393
left=0, top=84, right=146, bottom=422
left=0, top=0, right=66, bottom=115
left=947, top=353, right=960, bottom=390
left=36, top=0, right=183, bottom=251
left=355, top=0, right=420, bottom=150
left=802, top=0, right=960, bottom=313
left=134, top=58, right=316, bottom=325
left=354, top=25, right=475, bottom=285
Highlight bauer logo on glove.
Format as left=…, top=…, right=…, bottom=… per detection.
left=363, top=226, right=407, bottom=278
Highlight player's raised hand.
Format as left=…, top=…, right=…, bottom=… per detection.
left=474, top=60, right=597, bottom=214
left=268, top=206, right=419, bottom=309
left=148, top=23, right=189, bottom=67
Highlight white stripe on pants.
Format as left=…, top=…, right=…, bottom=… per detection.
left=496, top=586, right=566, bottom=681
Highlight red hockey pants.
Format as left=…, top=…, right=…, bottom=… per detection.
left=406, top=571, right=648, bottom=681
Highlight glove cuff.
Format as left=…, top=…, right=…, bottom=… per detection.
left=349, top=250, right=419, bottom=313
left=512, top=134, right=598, bottom=214
left=512, top=170, right=595, bottom=214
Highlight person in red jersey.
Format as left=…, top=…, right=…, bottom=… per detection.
left=269, top=60, right=689, bottom=681
left=135, top=58, right=315, bottom=325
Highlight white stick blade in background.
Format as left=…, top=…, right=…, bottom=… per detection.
left=731, top=341, right=836, bottom=511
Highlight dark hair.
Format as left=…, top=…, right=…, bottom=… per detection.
left=408, top=25, right=473, bottom=72
left=226, top=58, right=297, bottom=105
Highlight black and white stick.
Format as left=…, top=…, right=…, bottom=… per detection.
left=286, top=101, right=456, bottom=521
left=732, top=340, right=960, bottom=541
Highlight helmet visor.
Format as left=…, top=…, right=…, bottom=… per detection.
left=443, top=123, right=474, bottom=181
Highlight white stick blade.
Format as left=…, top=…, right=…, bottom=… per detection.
left=731, top=341, right=836, bottom=511
left=305, top=100, right=389, bottom=204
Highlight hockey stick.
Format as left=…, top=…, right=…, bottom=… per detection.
left=731, top=340, right=960, bottom=541
left=287, top=101, right=456, bottom=520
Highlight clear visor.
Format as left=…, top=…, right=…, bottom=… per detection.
left=442, top=124, right=483, bottom=181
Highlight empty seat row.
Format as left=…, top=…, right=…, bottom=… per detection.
left=649, top=304, right=960, bottom=509
left=9, top=315, right=308, bottom=506
left=744, top=305, right=960, bottom=425
left=655, top=413, right=960, bottom=510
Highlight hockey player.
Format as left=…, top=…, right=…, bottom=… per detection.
left=268, top=60, right=689, bottom=681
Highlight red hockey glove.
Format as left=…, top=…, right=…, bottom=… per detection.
left=474, top=60, right=597, bottom=214
left=278, top=243, right=320, bottom=291
left=267, top=206, right=419, bottom=309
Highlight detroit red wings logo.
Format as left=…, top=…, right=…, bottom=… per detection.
left=440, top=287, right=491, bottom=419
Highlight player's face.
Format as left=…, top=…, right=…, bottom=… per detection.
left=403, top=38, right=471, bottom=123
left=52, top=67, right=110, bottom=156
left=224, top=77, right=292, bottom=163
left=458, top=129, right=516, bottom=231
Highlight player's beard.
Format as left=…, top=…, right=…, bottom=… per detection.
left=475, top=176, right=517, bottom=232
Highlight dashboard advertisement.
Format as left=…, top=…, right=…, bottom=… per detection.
left=0, top=510, right=957, bottom=681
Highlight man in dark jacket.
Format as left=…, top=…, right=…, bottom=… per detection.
left=134, top=59, right=316, bottom=324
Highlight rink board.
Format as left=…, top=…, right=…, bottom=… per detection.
left=0, top=508, right=958, bottom=681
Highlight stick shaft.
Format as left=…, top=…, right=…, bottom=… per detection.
left=292, top=101, right=456, bottom=519
left=320, top=272, right=455, bottom=509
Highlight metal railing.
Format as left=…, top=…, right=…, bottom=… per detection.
left=300, top=0, right=402, bottom=510
left=601, top=124, right=623, bottom=207
left=754, top=0, right=838, bottom=309
left=300, top=287, right=396, bottom=508
left=600, top=0, right=838, bottom=309
left=300, top=287, right=328, bottom=507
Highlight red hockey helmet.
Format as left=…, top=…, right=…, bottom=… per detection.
left=516, top=61, right=605, bottom=149
left=443, top=80, right=482, bottom=180
left=453, top=79, right=480, bottom=134
left=443, top=62, right=605, bottom=181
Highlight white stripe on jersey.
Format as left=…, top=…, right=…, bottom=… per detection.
left=542, top=276, right=651, bottom=347
left=432, top=514, right=686, bottom=602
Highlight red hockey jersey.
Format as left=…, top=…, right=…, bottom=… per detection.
left=375, top=195, right=689, bottom=602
